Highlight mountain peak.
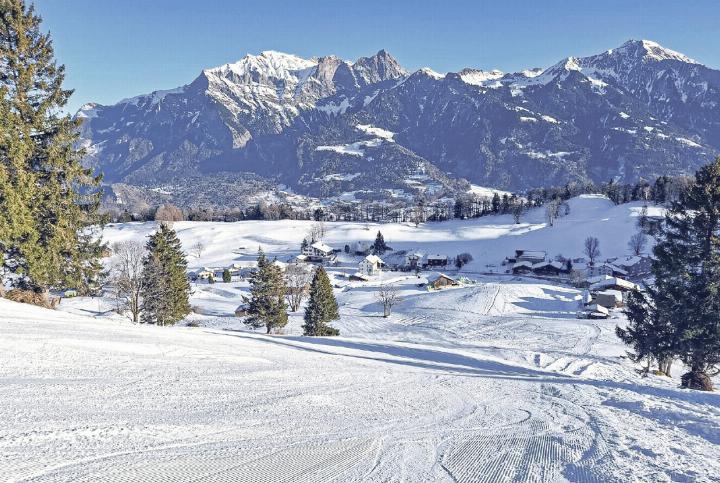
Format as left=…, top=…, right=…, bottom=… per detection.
left=611, top=39, right=698, bottom=64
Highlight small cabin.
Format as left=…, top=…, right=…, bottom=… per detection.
left=593, top=290, right=624, bottom=309
left=429, top=273, right=459, bottom=290
left=531, top=261, right=568, bottom=276
left=511, top=261, right=534, bottom=274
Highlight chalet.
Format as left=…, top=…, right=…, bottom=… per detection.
left=589, top=277, right=640, bottom=292
left=196, top=268, right=216, bottom=280
left=611, top=256, right=653, bottom=279
left=405, top=252, right=424, bottom=270
left=587, top=262, right=628, bottom=278
left=306, top=241, right=335, bottom=262
left=531, top=261, right=568, bottom=276
left=577, top=304, right=610, bottom=319
left=429, top=273, right=459, bottom=290
left=425, top=254, right=449, bottom=268
left=359, top=255, right=384, bottom=277
left=593, top=290, right=624, bottom=309
left=515, top=250, right=546, bottom=264
left=511, top=261, right=534, bottom=274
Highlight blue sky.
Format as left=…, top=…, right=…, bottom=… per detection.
left=34, top=0, right=720, bottom=114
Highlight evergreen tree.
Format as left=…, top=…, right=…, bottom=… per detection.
left=222, top=268, right=231, bottom=283
left=372, top=231, right=389, bottom=255
left=303, top=267, right=339, bottom=336
left=0, top=1, right=104, bottom=293
left=243, top=249, right=288, bottom=333
left=620, top=158, right=720, bottom=390
left=140, top=224, right=190, bottom=326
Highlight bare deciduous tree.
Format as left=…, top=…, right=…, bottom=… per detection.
left=285, top=263, right=313, bottom=312
left=155, top=204, right=184, bottom=223
left=307, top=221, right=326, bottom=242
left=545, top=199, right=561, bottom=226
left=628, top=232, right=647, bottom=256
left=376, top=283, right=401, bottom=318
left=584, top=236, right=601, bottom=264
left=111, top=241, right=146, bottom=322
left=191, top=240, right=205, bottom=259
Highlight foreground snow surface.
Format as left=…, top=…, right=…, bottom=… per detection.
left=2, top=285, right=719, bottom=482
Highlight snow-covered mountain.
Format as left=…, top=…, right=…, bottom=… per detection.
left=79, top=40, right=720, bottom=203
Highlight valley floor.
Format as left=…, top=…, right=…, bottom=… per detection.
left=1, top=276, right=719, bottom=482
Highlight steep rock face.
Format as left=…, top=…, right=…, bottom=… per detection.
left=79, top=40, right=720, bottom=199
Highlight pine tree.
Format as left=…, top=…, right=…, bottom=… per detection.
left=222, top=268, right=231, bottom=283
left=620, top=157, right=720, bottom=390
left=243, top=249, right=288, bottom=333
left=372, top=231, right=389, bottom=255
left=140, top=224, right=190, bottom=326
left=0, top=1, right=104, bottom=293
left=303, top=267, right=339, bottom=336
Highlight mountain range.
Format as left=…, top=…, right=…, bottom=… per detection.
left=78, top=40, right=720, bottom=208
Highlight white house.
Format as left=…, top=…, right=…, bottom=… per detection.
left=359, top=254, right=384, bottom=277
left=304, top=241, right=335, bottom=262
left=405, top=252, right=424, bottom=270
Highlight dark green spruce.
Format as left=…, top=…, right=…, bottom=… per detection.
left=140, top=224, right=190, bottom=326
left=303, top=267, right=339, bottom=336
left=0, top=0, right=104, bottom=294
left=243, top=249, right=288, bottom=334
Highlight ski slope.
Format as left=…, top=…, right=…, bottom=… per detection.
left=2, top=195, right=719, bottom=482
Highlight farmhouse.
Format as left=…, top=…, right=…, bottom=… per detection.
left=593, top=290, right=624, bottom=309
left=587, top=262, right=628, bottom=278
left=515, top=250, right=546, bottom=264
left=429, top=273, right=459, bottom=290
left=305, top=241, right=335, bottom=262
left=511, top=261, right=534, bottom=274
left=405, top=252, right=424, bottom=270
left=359, top=254, right=384, bottom=277
left=611, top=255, right=653, bottom=279
left=531, top=261, right=568, bottom=276
left=589, top=277, right=640, bottom=292
left=425, top=254, right=448, bottom=268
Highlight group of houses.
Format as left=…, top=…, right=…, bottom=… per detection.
left=505, top=249, right=652, bottom=281
left=403, top=252, right=450, bottom=270
left=577, top=275, right=641, bottom=319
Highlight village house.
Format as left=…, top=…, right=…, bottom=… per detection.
left=425, top=254, right=449, bottom=268
left=593, top=290, right=624, bottom=309
left=429, top=273, right=460, bottom=290
left=531, top=261, right=569, bottom=276
left=304, top=241, right=335, bottom=262
left=511, top=261, right=534, bottom=275
left=610, top=255, right=653, bottom=279
left=514, top=250, right=546, bottom=264
left=405, top=252, right=424, bottom=270
left=587, top=262, right=628, bottom=279
left=359, top=254, right=384, bottom=277
left=577, top=303, right=610, bottom=319
left=589, top=276, right=640, bottom=293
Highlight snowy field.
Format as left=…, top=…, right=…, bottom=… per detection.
left=2, top=196, right=719, bottom=482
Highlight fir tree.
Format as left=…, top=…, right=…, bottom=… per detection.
left=222, top=268, right=231, bottom=283
left=0, top=1, right=105, bottom=293
left=303, top=267, right=339, bottom=336
left=372, top=231, right=389, bottom=255
left=620, top=157, right=720, bottom=390
left=140, top=224, right=190, bottom=326
left=243, top=249, right=288, bottom=333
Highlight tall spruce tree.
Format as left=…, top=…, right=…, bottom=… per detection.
left=620, top=157, right=720, bottom=390
left=140, top=224, right=190, bottom=326
left=243, top=249, right=288, bottom=333
left=0, top=1, right=104, bottom=293
left=372, top=231, right=388, bottom=255
left=303, top=267, right=339, bottom=336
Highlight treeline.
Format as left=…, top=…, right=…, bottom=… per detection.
left=105, top=175, right=696, bottom=226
